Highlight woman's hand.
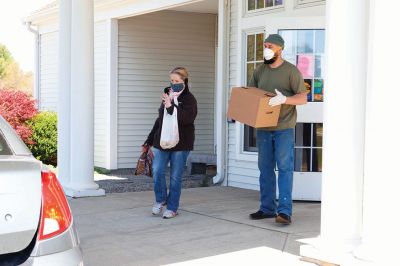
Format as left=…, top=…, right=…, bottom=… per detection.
left=162, top=93, right=172, bottom=108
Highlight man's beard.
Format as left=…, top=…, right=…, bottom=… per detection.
left=264, top=56, right=277, bottom=64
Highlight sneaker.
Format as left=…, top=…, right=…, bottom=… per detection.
left=163, top=209, right=178, bottom=219
left=275, top=213, right=291, bottom=225
left=152, top=202, right=165, bottom=215
left=249, top=210, right=276, bottom=220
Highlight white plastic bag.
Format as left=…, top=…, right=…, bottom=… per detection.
left=160, top=96, right=179, bottom=149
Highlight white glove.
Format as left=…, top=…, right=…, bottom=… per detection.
left=269, top=89, right=287, bottom=107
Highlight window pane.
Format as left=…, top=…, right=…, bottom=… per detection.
left=265, top=0, right=274, bottom=7
left=250, top=127, right=257, bottom=148
left=244, top=126, right=258, bottom=151
left=313, top=79, right=324, bottom=102
left=247, top=63, right=255, bottom=85
left=285, top=56, right=296, bottom=65
left=295, top=123, right=312, bottom=147
left=295, top=148, right=311, bottom=172
left=315, top=30, right=325, bottom=54
left=297, top=30, right=314, bottom=53
left=279, top=30, right=296, bottom=57
left=249, top=0, right=283, bottom=10
left=314, top=55, right=322, bottom=77
left=313, top=123, right=323, bottom=147
left=256, top=33, right=265, bottom=61
left=297, top=54, right=314, bottom=78
left=0, top=133, right=12, bottom=155
left=255, top=61, right=263, bottom=70
left=247, top=35, right=255, bottom=61
left=304, top=79, right=313, bottom=102
left=248, top=0, right=256, bottom=10
left=312, top=149, right=323, bottom=172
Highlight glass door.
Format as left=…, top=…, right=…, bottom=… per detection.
left=266, top=18, right=325, bottom=200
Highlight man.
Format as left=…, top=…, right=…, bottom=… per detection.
left=248, top=34, right=308, bottom=225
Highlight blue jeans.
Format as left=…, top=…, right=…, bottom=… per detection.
left=152, top=148, right=190, bottom=212
left=257, top=128, right=295, bottom=216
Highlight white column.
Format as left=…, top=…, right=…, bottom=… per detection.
left=63, top=0, right=104, bottom=197
left=58, top=0, right=71, bottom=187
left=105, top=18, right=118, bottom=170
left=301, top=0, right=368, bottom=264
left=353, top=1, right=400, bottom=264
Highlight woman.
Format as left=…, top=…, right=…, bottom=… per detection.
left=143, top=67, right=197, bottom=219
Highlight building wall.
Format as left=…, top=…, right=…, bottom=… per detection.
left=117, top=10, right=217, bottom=168
left=38, top=21, right=109, bottom=168
left=226, top=0, right=260, bottom=189
left=39, top=31, right=58, bottom=112
left=93, top=20, right=108, bottom=168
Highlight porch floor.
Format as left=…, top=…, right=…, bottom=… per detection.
left=68, top=187, right=320, bottom=266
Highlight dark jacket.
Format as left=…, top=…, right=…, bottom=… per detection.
left=145, top=87, right=197, bottom=151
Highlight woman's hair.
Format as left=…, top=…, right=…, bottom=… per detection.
left=170, top=67, right=189, bottom=88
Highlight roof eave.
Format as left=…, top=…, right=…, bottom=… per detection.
left=24, top=6, right=58, bottom=25
left=23, top=0, right=130, bottom=25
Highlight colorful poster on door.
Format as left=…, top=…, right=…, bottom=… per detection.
left=314, top=79, right=324, bottom=102
left=297, top=54, right=314, bottom=78
left=304, top=79, right=312, bottom=102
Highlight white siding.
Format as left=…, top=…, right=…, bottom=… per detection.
left=226, top=0, right=260, bottom=189
left=94, top=20, right=108, bottom=168
left=39, top=32, right=58, bottom=111
left=38, top=21, right=109, bottom=168
left=117, top=11, right=216, bottom=168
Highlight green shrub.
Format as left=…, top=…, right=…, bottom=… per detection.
left=94, top=166, right=111, bottom=175
left=27, top=112, right=57, bottom=166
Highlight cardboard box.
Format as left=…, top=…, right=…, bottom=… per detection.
left=227, top=87, right=281, bottom=128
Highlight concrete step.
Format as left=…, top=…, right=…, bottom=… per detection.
left=94, top=169, right=215, bottom=193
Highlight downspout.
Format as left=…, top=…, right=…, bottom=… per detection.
left=25, top=21, right=40, bottom=109
left=213, top=0, right=230, bottom=185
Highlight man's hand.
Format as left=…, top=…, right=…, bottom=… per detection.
left=162, top=93, right=172, bottom=108
left=269, top=89, right=287, bottom=107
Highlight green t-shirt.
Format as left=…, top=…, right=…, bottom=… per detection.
left=248, top=60, right=307, bottom=131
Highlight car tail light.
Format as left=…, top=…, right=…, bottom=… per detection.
left=38, top=170, right=72, bottom=241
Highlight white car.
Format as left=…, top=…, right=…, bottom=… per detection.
left=0, top=116, right=83, bottom=265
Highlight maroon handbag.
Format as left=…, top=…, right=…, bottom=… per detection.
left=134, top=147, right=154, bottom=177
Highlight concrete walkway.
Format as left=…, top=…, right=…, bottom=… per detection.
left=68, top=187, right=321, bottom=266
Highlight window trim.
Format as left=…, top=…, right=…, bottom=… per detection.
left=239, top=29, right=265, bottom=159
left=244, top=0, right=285, bottom=18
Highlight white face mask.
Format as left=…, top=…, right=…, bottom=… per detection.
left=263, top=48, right=275, bottom=60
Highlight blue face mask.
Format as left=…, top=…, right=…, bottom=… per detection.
left=171, top=83, right=184, bottom=93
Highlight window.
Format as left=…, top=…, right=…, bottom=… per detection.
left=247, top=0, right=284, bottom=13
left=244, top=32, right=264, bottom=152
left=0, top=132, right=12, bottom=155
left=245, top=32, right=265, bottom=84
left=294, top=123, right=323, bottom=172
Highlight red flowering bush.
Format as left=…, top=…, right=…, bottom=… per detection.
left=0, top=89, right=38, bottom=144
